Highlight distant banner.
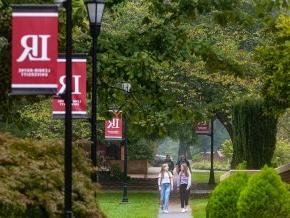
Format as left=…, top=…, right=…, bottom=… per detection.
left=52, top=55, right=87, bottom=119
left=195, top=122, right=211, bottom=135
left=11, top=5, right=58, bottom=95
left=105, top=111, right=123, bottom=140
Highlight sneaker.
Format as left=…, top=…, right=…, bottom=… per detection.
left=185, top=207, right=188, bottom=212
left=164, top=210, right=169, bottom=213
left=181, top=208, right=186, bottom=213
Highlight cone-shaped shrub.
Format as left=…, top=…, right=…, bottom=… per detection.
left=206, top=173, right=249, bottom=218
left=237, top=167, right=290, bottom=218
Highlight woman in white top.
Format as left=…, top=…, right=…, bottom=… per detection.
left=158, top=163, right=173, bottom=213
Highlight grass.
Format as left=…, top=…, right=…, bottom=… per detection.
left=97, top=192, right=159, bottom=218
left=191, top=171, right=224, bottom=183
left=191, top=199, right=208, bottom=218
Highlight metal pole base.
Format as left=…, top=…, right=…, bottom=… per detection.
left=91, top=171, right=98, bottom=183
left=208, top=169, right=215, bottom=185
left=122, top=184, right=128, bottom=203
left=65, top=211, right=72, bottom=218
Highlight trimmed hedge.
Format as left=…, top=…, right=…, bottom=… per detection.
left=206, top=173, right=249, bottom=218
left=237, top=167, right=290, bottom=218
left=0, top=132, right=105, bottom=218
left=232, top=97, right=278, bottom=169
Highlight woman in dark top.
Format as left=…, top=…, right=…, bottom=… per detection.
left=164, top=155, right=174, bottom=174
left=177, top=163, right=192, bottom=213
left=176, top=155, right=191, bottom=174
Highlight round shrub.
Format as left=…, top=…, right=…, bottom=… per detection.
left=128, top=139, right=155, bottom=161
left=237, top=167, right=290, bottom=218
left=206, top=173, right=249, bottom=218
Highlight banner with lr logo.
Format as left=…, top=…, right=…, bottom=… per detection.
left=52, top=55, right=87, bottom=119
left=105, top=111, right=123, bottom=140
left=11, top=5, right=58, bottom=95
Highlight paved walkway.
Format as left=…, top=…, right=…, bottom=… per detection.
left=159, top=200, right=192, bottom=218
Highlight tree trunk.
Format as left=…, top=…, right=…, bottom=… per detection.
left=216, top=111, right=233, bottom=141
left=186, top=144, right=192, bottom=160
left=178, top=139, right=187, bottom=158
left=178, top=139, right=192, bottom=160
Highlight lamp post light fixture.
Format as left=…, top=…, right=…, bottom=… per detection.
left=121, top=82, right=132, bottom=94
left=55, top=0, right=66, bottom=7
left=85, top=0, right=105, bottom=29
left=121, top=82, right=131, bottom=203
left=84, top=0, right=105, bottom=183
left=54, top=0, right=73, bottom=217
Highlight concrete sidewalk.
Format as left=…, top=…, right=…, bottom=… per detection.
left=159, top=201, right=192, bottom=218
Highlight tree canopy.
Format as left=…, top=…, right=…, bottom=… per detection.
left=0, top=0, right=289, bottom=140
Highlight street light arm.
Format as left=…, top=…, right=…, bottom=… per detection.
left=114, top=100, right=128, bottom=114
left=97, top=79, right=125, bottom=92
left=55, top=0, right=67, bottom=8
left=131, top=94, right=145, bottom=111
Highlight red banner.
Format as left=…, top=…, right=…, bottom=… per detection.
left=105, top=112, right=123, bottom=140
left=196, top=121, right=211, bottom=135
left=11, top=5, right=58, bottom=95
left=52, top=55, right=87, bottom=119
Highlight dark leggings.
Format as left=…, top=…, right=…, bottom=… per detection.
left=180, top=184, right=190, bottom=208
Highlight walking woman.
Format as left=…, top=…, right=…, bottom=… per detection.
left=177, top=163, right=191, bottom=213
left=158, top=163, right=174, bottom=213
left=176, top=154, right=191, bottom=174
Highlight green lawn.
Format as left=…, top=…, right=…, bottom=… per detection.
left=97, top=192, right=159, bottom=218
left=191, top=199, right=208, bottom=218
left=191, top=171, right=224, bottom=183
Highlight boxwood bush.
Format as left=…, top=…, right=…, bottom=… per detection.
left=237, top=167, right=290, bottom=218
left=206, top=173, right=249, bottom=218
left=128, top=138, right=155, bottom=161
left=0, top=133, right=105, bottom=218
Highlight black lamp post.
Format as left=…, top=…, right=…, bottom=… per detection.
left=208, top=117, right=215, bottom=185
left=121, top=82, right=131, bottom=203
left=84, top=0, right=105, bottom=183
left=55, top=0, right=73, bottom=217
